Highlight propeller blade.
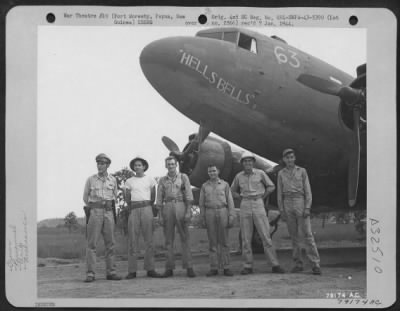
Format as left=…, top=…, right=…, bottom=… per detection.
left=198, top=125, right=211, bottom=144
left=348, top=107, right=361, bottom=207
left=298, top=74, right=366, bottom=107
left=162, top=136, right=180, bottom=153
left=183, top=123, right=210, bottom=155
left=297, top=74, right=342, bottom=96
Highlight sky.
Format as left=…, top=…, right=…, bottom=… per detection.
left=37, top=26, right=366, bottom=220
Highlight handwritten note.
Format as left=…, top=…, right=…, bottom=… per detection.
left=7, top=212, right=29, bottom=272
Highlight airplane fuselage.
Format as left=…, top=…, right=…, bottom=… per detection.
left=140, top=28, right=366, bottom=209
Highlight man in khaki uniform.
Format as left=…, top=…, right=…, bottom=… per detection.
left=231, top=151, right=285, bottom=275
left=83, top=153, right=122, bottom=282
left=124, top=156, right=162, bottom=279
left=277, top=148, right=321, bottom=275
left=199, top=164, right=236, bottom=276
left=156, top=156, right=195, bottom=278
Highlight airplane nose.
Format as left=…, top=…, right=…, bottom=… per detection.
left=140, top=38, right=171, bottom=70
left=140, top=36, right=218, bottom=116
left=139, top=36, right=257, bottom=124
left=140, top=38, right=183, bottom=95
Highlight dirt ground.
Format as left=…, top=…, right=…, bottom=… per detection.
left=38, top=247, right=366, bottom=299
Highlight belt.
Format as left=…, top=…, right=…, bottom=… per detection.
left=242, top=196, right=263, bottom=201
left=283, top=193, right=304, bottom=199
left=164, top=197, right=184, bottom=203
left=129, top=200, right=152, bottom=210
left=89, top=200, right=113, bottom=210
left=205, top=205, right=227, bottom=209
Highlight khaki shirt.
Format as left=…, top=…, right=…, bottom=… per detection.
left=277, top=165, right=312, bottom=210
left=156, top=172, right=193, bottom=206
left=199, top=179, right=235, bottom=217
left=83, top=173, right=118, bottom=205
left=231, top=168, right=275, bottom=199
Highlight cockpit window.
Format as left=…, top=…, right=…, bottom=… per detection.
left=197, top=31, right=257, bottom=54
left=197, top=32, right=222, bottom=40
left=238, top=33, right=257, bottom=54
left=222, top=32, right=238, bottom=43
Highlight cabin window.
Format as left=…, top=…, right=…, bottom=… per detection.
left=238, top=33, right=257, bottom=54
left=222, top=32, right=238, bottom=43
left=196, top=32, right=222, bottom=40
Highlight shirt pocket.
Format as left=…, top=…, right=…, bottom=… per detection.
left=204, top=192, right=213, bottom=205
left=217, top=191, right=227, bottom=204
left=106, top=182, right=115, bottom=190
left=249, top=176, right=263, bottom=191
left=238, top=179, right=248, bottom=192
left=293, top=172, right=303, bottom=188
left=90, top=185, right=101, bottom=197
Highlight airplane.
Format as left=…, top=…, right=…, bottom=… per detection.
left=139, top=27, right=366, bottom=214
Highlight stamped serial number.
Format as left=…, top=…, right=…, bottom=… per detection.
left=338, top=299, right=382, bottom=306
left=370, top=218, right=383, bottom=274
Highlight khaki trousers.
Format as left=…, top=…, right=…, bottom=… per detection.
left=240, top=198, right=279, bottom=268
left=284, top=196, right=320, bottom=267
left=86, top=208, right=116, bottom=277
left=162, top=201, right=192, bottom=269
left=205, top=208, right=230, bottom=269
left=127, top=205, right=155, bottom=273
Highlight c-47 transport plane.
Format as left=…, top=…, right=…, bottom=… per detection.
left=140, top=27, right=366, bottom=212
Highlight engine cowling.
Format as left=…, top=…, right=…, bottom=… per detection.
left=179, top=135, right=274, bottom=188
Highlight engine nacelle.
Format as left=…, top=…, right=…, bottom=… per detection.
left=181, top=135, right=274, bottom=188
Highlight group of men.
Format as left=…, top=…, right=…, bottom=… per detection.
left=82, top=148, right=321, bottom=282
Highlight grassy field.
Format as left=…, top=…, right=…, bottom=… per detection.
left=38, top=218, right=365, bottom=262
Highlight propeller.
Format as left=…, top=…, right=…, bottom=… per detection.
left=161, top=122, right=211, bottom=173
left=348, top=106, right=361, bottom=207
left=297, top=74, right=366, bottom=105
left=183, top=123, right=210, bottom=155
left=161, top=136, right=180, bottom=153
left=297, top=65, right=366, bottom=207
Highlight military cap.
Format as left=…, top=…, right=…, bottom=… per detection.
left=240, top=151, right=256, bottom=163
left=282, top=148, right=295, bottom=158
left=130, top=156, right=149, bottom=172
left=95, top=153, right=111, bottom=164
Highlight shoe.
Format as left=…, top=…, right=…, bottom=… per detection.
left=312, top=266, right=322, bottom=275
left=106, top=274, right=122, bottom=280
left=272, top=265, right=285, bottom=273
left=223, top=269, right=234, bottom=276
left=206, top=269, right=218, bottom=277
left=162, top=269, right=173, bottom=278
left=187, top=268, right=196, bottom=278
left=290, top=266, right=304, bottom=273
left=84, top=275, right=95, bottom=283
left=240, top=268, right=253, bottom=275
left=125, top=272, right=137, bottom=279
left=147, top=270, right=163, bottom=278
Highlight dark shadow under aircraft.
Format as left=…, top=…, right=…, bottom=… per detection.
left=140, top=27, right=366, bottom=213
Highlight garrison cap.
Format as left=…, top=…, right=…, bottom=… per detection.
left=240, top=151, right=256, bottom=163
left=95, top=153, right=111, bottom=164
left=282, top=148, right=295, bottom=157
left=130, top=156, right=149, bottom=172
